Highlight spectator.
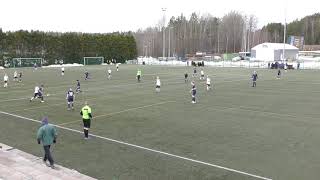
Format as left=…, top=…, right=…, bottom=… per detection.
left=37, top=117, right=57, bottom=169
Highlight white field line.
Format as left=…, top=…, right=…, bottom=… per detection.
left=0, top=110, right=272, bottom=180
left=0, top=94, right=57, bottom=103
left=0, top=77, right=247, bottom=105
left=58, top=101, right=176, bottom=126
left=0, top=72, right=175, bottom=95
left=0, top=77, right=180, bottom=103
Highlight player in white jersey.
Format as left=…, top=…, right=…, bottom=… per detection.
left=66, top=88, right=75, bottom=110
left=155, top=76, right=161, bottom=93
left=30, top=85, right=44, bottom=102
left=107, top=68, right=112, bottom=79
left=206, top=75, right=211, bottom=91
left=61, top=66, right=65, bottom=76
left=116, top=64, right=119, bottom=72
left=3, top=74, right=8, bottom=88
left=13, top=71, right=18, bottom=81
left=200, top=69, right=205, bottom=80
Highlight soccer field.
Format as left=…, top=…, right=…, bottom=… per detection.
left=1, top=65, right=320, bottom=180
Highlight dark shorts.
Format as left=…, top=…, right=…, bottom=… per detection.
left=192, top=90, right=196, bottom=96
left=4, top=81, right=7, bottom=83
left=156, top=85, right=160, bottom=88
left=83, top=119, right=91, bottom=128
left=137, top=75, right=141, bottom=79
left=68, top=97, right=74, bottom=102
left=207, top=84, right=211, bottom=86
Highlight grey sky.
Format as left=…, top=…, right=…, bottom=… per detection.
left=0, top=0, right=319, bottom=33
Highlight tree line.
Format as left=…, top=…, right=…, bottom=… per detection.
left=134, top=12, right=320, bottom=58
left=0, top=30, right=137, bottom=64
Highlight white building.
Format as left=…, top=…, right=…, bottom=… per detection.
left=251, top=43, right=299, bottom=61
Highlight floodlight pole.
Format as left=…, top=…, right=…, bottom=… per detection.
left=168, top=27, right=173, bottom=58
left=162, top=8, right=167, bottom=60
left=283, top=0, right=287, bottom=63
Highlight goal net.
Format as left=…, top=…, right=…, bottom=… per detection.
left=83, top=57, right=104, bottom=65
left=6, top=58, right=43, bottom=68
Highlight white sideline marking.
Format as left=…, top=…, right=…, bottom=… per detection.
left=0, top=111, right=272, bottom=180
left=0, top=94, right=56, bottom=103
left=58, top=101, right=176, bottom=126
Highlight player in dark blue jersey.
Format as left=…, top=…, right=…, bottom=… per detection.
left=66, top=88, right=75, bottom=110
left=76, top=80, right=81, bottom=93
left=18, top=72, right=23, bottom=82
left=190, top=81, right=197, bottom=104
left=184, top=72, right=189, bottom=83
left=85, top=71, right=89, bottom=80
left=277, top=69, right=281, bottom=79
left=193, top=67, right=197, bottom=77
left=252, top=71, right=258, bottom=87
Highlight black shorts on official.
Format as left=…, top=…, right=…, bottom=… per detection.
left=156, top=85, right=160, bottom=88
left=83, top=119, right=91, bottom=128
left=207, top=84, right=210, bottom=86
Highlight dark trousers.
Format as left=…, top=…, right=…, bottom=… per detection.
left=43, top=145, right=54, bottom=165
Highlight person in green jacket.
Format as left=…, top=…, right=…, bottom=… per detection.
left=80, top=101, right=92, bottom=139
left=37, top=117, right=57, bottom=169
left=136, top=69, right=142, bottom=82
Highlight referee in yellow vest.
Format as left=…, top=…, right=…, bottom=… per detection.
left=80, top=101, right=92, bottom=139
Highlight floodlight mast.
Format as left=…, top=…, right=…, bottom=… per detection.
left=283, top=0, right=287, bottom=63
left=162, top=8, right=167, bottom=60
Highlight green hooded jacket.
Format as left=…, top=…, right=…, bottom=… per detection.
left=37, top=124, right=57, bottom=146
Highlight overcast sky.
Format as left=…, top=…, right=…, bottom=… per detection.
left=0, top=0, right=319, bottom=33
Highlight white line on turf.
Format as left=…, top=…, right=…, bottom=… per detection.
left=0, top=110, right=272, bottom=180
left=58, top=101, right=176, bottom=126
left=0, top=94, right=57, bottom=103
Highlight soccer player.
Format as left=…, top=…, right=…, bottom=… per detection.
left=30, top=85, right=44, bottom=102
left=155, top=76, right=161, bottom=93
left=107, top=68, right=112, bottom=80
left=184, top=72, right=189, bottom=83
left=136, top=69, right=142, bottom=82
left=252, top=71, right=258, bottom=87
left=3, top=73, right=8, bottom=88
left=284, top=63, right=287, bottom=72
left=18, top=72, right=23, bottom=82
left=66, top=88, right=75, bottom=110
left=80, top=101, right=92, bottom=139
left=61, top=66, right=65, bottom=76
left=190, top=81, right=197, bottom=104
left=193, top=67, right=197, bottom=77
left=84, top=70, right=89, bottom=80
left=116, top=63, right=119, bottom=72
left=206, top=75, right=211, bottom=91
left=13, top=71, right=18, bottom=81
left=34, top=63, right=38, bottom=71
left=76, top=80, right=81, bottom=93
left=277, top=69, right=281, bottom=79
left=200, top=69, right=205, bottom=80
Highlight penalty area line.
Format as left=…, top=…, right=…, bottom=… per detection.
left=58, top=101, right=176, bottom=126
left=0, top=110, right=272, bottom=180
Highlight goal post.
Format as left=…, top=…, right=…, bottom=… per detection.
left=7, top=58, right=43, bottom=68
left=83, top=57, right=104, bottom=65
